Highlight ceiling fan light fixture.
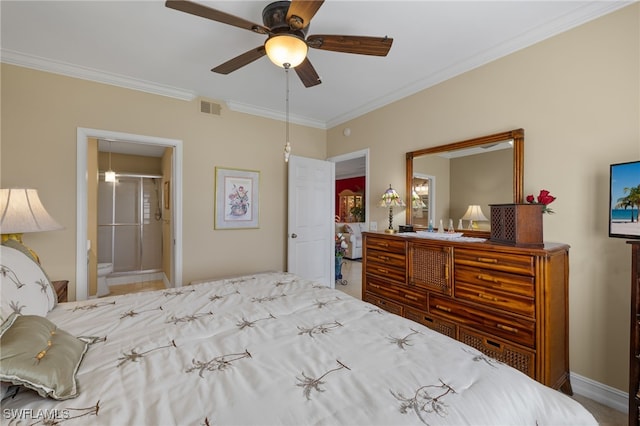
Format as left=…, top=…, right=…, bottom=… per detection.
left=265, top=34, right=308, bottom=68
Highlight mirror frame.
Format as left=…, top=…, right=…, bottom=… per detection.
left=405, top=128, right=524, bottom=237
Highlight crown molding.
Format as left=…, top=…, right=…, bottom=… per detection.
left=2, top=1, right=632, bottom=131
left=1, top=49, right=197, bottom=101
left=226, top=100, right=327, bottom=129
left=325, top=1, right=634, bottom=129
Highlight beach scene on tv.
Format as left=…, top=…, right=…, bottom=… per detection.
left=610, top=160, right=640, bottom=237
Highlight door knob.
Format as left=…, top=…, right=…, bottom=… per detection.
left=291, top=233, right=297, bottom=238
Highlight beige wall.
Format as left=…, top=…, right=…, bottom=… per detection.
left=327, top=4, right=639, bottom=392
left=1, top=3, right=637, bottom=395
left=0, top=64, right=326, bottom=300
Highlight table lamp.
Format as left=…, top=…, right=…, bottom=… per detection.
left=379, top=184, right=405, bottom=233
left=0, top=188, right=63, bottom=262
left=461, top=204, right=488, bottom=230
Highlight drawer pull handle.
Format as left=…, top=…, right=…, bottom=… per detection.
left=377, top=255, right=390, bottom=261
left=377, top=268, right=389, bottom=274
left=477, top=274, right=500, bottom=284
left=477, top=257, right=498, bottom=264
left=404, top=294, right=418, bottom=301
left=486, top=339, right=502, bottom=349
left=435, top=304, right=452, bottom=313
left=497, top=324, right=519, bottom=333
left=370, top=283, right=381, bottom=289
left=478, top=293, right=499, bottom=302
left=376, top=242, right=390, bottom=248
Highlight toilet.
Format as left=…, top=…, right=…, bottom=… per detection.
left=97, top=262, right=112, bottom=297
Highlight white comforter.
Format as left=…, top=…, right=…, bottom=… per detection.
left=2, top=272, right=596, bottom=425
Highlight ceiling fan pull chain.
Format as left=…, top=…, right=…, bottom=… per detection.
left=284, top=65, right=292, bottom=162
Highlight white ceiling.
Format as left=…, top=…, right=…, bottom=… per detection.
left=1, top=1, right=632, bottom=131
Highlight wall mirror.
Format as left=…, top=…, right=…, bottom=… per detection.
left=405, top=129, right=524, bottom=237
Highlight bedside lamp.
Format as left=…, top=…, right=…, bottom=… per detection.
left=461, top=205, right=488, bottom=230
left=379, top=184, right=406, bottom=234
left=0, top=188, right=63, bottom=262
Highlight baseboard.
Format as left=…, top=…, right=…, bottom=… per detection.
left=571, top=371, right=628, bottom=414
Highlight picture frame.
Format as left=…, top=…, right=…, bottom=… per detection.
left=609, top=160, right=640, bottom=239
left=214, top=167, right=260, bottom=230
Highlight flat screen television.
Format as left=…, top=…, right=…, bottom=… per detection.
left=609, top=160, right=640, bottom=239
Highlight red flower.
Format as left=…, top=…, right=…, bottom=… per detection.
left=536, top=189, right=556, bottom=206
left=526, top=189, right=556, bottom=214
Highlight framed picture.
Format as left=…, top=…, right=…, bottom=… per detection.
left=215, top=167, right=260, bottom=229
left=609, top=160, right=640, bottom=239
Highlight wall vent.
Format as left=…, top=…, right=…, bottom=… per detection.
left=199, top=99, right=221, bottom=116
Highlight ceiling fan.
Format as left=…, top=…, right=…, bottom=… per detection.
left=165, top=0, right=393, bottom=88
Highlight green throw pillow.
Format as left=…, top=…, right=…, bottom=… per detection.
left=0, top=314, right=88, bottom=400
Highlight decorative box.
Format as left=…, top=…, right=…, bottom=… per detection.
left=490, top=203, right=543, bottom=246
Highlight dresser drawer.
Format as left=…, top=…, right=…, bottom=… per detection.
left=364, top=293, right=404, bottom=316
left=365, top=235, right=406, bottom=254
left=455, top=281, right=535, bottom=318
left=404, top=307, right=457, bottom=339
left=454, top=248, right=535, bottom=276
left=366, top=248, right=406, bottom=272
left=366, top=276, right=426, bottom=310
left=455, top=266, right=535, bottom=317
left=458, top=327, right=535, bottom=379
left=429, top=295, right=535, bottom=348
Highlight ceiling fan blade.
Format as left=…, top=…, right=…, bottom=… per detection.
left=307, top=35, right=393, bottom=56
left=294, top=58, right=321, bottom=88
left=286, top=0, right=324, bottom=29
left=212, top=46, right=266, bottom=74
left=166, top=0, right=270, bottom=35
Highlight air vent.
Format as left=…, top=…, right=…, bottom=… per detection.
left=199, top=99, right=221, bottom=116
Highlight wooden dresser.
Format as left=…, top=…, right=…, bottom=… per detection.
left=629, top=241, right=640, bottom=426
left=362, top=231, right=572, bottom=393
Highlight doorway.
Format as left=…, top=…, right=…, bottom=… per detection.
left=76, top=128, right=183, bottom=301
left=328, top=149, right=370, bottom=227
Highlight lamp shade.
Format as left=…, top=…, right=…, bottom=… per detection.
left=461, top=205, right=488, bottom=222
left=412, top=190, right=426, bottom=209
left=379, top=185, right=406, bottom=208
left=265, top=34, right=308, bottom=68
left=0, top=189, right=63, bottom=234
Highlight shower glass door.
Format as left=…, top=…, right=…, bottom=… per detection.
left=98, top=175, right=163, bottom=274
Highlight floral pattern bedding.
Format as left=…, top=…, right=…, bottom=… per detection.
left=1, top=272, right=596, bottom=425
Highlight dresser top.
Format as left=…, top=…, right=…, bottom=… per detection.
left=363, top=231, right=569, bottom=254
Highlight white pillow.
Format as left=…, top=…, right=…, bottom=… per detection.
left=0, top=246, right=55, bottom=321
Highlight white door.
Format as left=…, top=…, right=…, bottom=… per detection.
left=287, top=155, right=335, bottom=287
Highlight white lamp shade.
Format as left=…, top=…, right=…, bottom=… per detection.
left=265, top=34, right=308, bottom=68
left=461, top=205, right=488, bottom=222
left=0, top=189, right=63, bottom=234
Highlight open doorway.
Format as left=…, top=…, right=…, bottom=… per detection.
left=95, top=143, right=165, bottom=296
left=76, top=128, right=183, bottom=301
left=329, top=149, right=369, bottom=225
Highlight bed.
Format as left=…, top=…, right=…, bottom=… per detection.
left=1, top=245, right=597, bottom=425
